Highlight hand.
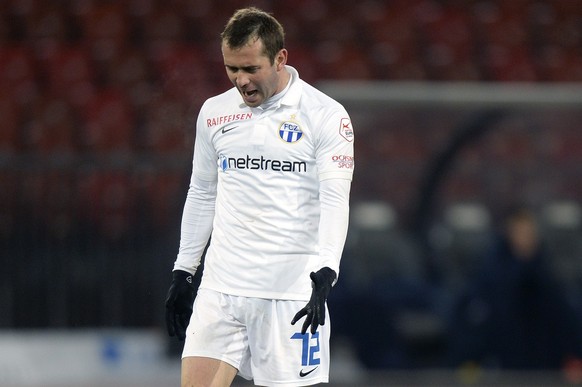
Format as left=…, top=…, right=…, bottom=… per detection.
left=291, top=267, right=336, bottom=335
left=165, top=270, right=196, bottom=341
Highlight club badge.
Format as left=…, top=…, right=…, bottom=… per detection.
left=279, top=121, right=303, bottom=143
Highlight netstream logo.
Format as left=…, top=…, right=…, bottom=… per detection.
left=219, top=154, right=307, bottom=173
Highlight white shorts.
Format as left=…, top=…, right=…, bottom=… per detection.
left=182, top=288, right=330, bottom=386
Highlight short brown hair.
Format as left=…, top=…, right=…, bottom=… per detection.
left=221, top=7, right=285, bottom=65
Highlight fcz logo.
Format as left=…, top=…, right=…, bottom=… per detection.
left=291, top=332, right=320, bottom=377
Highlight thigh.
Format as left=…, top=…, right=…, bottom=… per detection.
left=182, top=289, right=252, bottom=379
left=181, top=356, right=238, bottom=387
left=246, top=298, right=331, bottom=386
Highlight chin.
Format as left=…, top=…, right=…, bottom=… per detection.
left=244, top=99, right=262, bottom=108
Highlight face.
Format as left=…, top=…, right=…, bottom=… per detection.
left=222, top=38, right=288, bottom=107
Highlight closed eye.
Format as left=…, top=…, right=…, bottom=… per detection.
left=225, top=65, right=259, bottom=74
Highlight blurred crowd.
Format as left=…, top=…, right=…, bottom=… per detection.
left=1, top=0, right=581, bottom=238
left=2, top=0, right=582, bottom=376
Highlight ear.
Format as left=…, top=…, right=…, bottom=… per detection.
left=276, top=49, right=288, bottom=70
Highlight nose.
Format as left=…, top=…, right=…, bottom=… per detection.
left=236, top=73, right=250, bottom=88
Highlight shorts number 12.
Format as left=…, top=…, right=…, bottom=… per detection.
left=290, top=332, right=320, bottom=366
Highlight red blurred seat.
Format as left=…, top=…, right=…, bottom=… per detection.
left=77, top=3, right=131, bottom=68
left=178, top=2, right=233, bottom=44
left=150, top=42, right=209, bottom=103
left=141, top=7, right=184, bottom=43
left=314, top=42, right=373, bottom=80
left=282, top=0, right=330, bottom=27
left=483, top=44, right=538, bottom=81
left=363, top=3, right=426, bottom=80
left=285, top=43, right=320, bottom=83
left=23, top=92, right=76, bottom=153
left=0, top=45, right=39, bottom=106
left=369, top=40, right=427, bottom=80
left=421, top=7, right=473, bottom=48
left=25, top=4, right=68, bottom=42
left=81, top=87, right=136, bottom=151
left=44, top=44, right=96, bottom=109
left=417, top=3, right=478, bottom=80
left=539, top=46, right=582, bottom=82
left=365, top=4, right=418, bottom=52
left=141, top=95, right=192, bottom=153
left=472, top=3, right=533, bottom=79
left=106, top=48, right=154, bottom=108
left=472, top=2, right=529, bottom=49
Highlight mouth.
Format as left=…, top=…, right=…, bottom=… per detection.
left=240, top=88, right=260, bottom=106
left=243, top=89, right=258, bottom=98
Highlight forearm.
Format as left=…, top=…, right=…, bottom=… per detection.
left=318, top=178, right=351, bottom=281
left=173, top=174, right=217, bottom=274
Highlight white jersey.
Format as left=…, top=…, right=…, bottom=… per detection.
left=174, top=66, right=354, bottom=300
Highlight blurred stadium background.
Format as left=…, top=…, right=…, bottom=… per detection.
left=2, top=0, right=582, bottom=385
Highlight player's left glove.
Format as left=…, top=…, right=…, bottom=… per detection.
left=165, top=270, right=196, bottom=341
left=291, top=267, right=336, bottom=335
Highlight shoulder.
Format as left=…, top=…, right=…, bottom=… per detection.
left=197, top=88, right=254, bottom=131
left=299, top=79, right=346, bottom=112
left=297, top=80, right=351, bottom=137
left=201, top=87, right=241, bottom=114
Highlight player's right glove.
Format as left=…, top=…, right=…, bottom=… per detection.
left=165, top=270, right=196, bottom=341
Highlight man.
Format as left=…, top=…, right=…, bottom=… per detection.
left=165, top=7, right=354, bottom=386
left=447, top=207, right=582, bottom=370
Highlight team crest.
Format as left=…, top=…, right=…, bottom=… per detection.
left=279, top=121, right=303, bottom=143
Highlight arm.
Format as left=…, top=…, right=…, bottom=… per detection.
left=315, top=108, right=353, bottom=278
left=166, top=105, right=218, bottom=340
left=291, top=178, right=351, bottom=334
left=173, top=174, right=217, bottom=275
left=317, top=178, right=351, bottom=280
left=165, top=174, right=216, bottom=341
left=292, top=105, right=354, bottom=334
left=174, top=104, right=218, bottom=274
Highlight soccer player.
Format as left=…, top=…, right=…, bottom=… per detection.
left=164, top=7, right=354, bottom=386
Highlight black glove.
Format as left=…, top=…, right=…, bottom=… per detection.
left=291, top=267, right=336, bottom=335
left=165, top=270, right=196, bottom=341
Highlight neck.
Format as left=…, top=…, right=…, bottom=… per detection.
left=276, top=67, right=291, bottom=94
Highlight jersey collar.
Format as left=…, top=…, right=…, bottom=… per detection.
left=236, top=65, right=302, bottom=110
left=280, top=65, right=302, bottom=108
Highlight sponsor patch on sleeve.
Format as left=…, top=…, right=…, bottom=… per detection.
left=332, top=154, right=354, bottom=169
left=339, top=118, right=353, bottom=142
